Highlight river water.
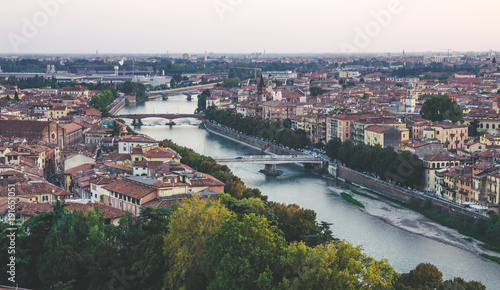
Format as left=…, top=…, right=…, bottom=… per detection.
left=118, top=95, right=500, bottom=288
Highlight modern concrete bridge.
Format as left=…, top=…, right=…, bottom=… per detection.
left=215, top=155, right=323, bottom=175
left=146, top=83, right=217, bottom=99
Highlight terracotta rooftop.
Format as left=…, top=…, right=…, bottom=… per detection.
left=424, top=152, right=465, bottom=162
left=14, top=201, right=126, bottom=220
left=365, top=125, right=395, bottom=133
left=103, top=179, right=156, bottom=199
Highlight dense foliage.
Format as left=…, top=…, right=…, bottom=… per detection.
left=117, top=81, right=148, bottom=103
left=325, top=138, right=425, bottom=188
left=89, top=87, right=117, bottom=116
left=0, top=75, right=57, bottom=89
left=223, top=77, right=240, bottom=88
left=197, top=89, right=211, bottom=112
left=420, top=95, right=463, bottom=122
left=389, top=62, right=479, bottom=78
left=0, top=198, right=485, bottom=289
left=159, top=139, right=265, bottom=200
left=408, top=200, right=500, bottom=251
left=396, top=263, right=485, bottom=289
left=0, top=141, right=486, bottom=289
left=0, top=203, right=173, bottom=289
left=309, top=85, right=328, bottom=96
left=205, top=106, right=310, bottom=149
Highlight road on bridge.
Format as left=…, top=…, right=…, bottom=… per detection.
left=112, top=113, right=204, bottom=120
left=214, top=155, right=323, bottom=165
left=146, top=83, right=216, bottom=95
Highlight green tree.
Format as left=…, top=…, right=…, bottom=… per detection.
left=271, top=202, right=320, bottom=243
left=197, top=89, right=211, bottom=112
left=38, top=245, right=93, bottom=288
left=420, top=95, right=463, bottom=122
left=279, top=241, right=398, bottom=289
left=138, top=206, right=172, bottom=236
left=204, top=213, right=286, bottom=290
left=223, top=77, right=240, bottom=88
left=310, top=86, right=328, bottom=97
left=442, top=277, right=486, bottom=290
left=163, top=196, right=231, bottom=289
left=468, top=119, right=480, bottom=139
left=131, top=234, right=168, bottom=290
left=396, top=263, right=443, bottom=289
left=14, top=91, right=19, bottom=101
left=173, top=74, right=182, bottom=84
left=283, top=118, right=292, bottom=129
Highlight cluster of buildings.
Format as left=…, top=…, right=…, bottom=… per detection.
left=0, top=83, right=225, bottom=225
left=2, top=52, right=500, bottom=219
left=204, top=57, right=500, bottom=212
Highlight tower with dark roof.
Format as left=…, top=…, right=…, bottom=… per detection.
left=258, top=75, right=266, bottom=102
left=492, top=57, right=497, bottom=72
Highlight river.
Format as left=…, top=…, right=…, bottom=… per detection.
left=117, top=95, right=500, bottom=288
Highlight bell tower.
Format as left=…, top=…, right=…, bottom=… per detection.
left=405, top=83, right=417, bottom=113
left=258, top=75, right=266, bottom=102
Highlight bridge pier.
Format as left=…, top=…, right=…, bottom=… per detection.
left=260, top=164, right=283, bottom=176
left=132, top=119, right=143, bottom=126
left=165, top=121, right=176, bottom=127
left=312, top=163, right=323, bottom=171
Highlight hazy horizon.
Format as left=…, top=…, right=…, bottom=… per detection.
left=2, top=0, right=499, bottom=55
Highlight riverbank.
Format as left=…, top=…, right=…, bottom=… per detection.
left=203, top=120, right=500, bottom=264
left=116, top=96, right=500, bottom=287
left=204, top=120, right=300, bottom=155
left=320, top=178, right=500, bottom=269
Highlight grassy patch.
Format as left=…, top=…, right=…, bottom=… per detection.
left=463, top=237, right=473, bottom=242
left=351, top=190, right=377, bottom=200
left=480, top=253, right=500, bottom=265
left=480, top=243, right=500, bottom=254
left=340, top=192, right=365, bottom=208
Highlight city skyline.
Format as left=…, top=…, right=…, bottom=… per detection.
left=2, top=0, right=499, bottom=55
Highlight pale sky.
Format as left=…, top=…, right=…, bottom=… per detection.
left=1, top=0, right=499, bottom=54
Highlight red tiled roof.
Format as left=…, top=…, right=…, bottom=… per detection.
left=365, top=125, right=394, bottom=133
left=143, top=147, right=179, bottom=159
left=424, top=152, right=464, bottom=161
left=63, top=163, right=95, bottom=176
left=103, top=179, right=156, bottom=199
left=59, top=122, right=82, bottom=133
left=15, top=201, right=126, bottom=220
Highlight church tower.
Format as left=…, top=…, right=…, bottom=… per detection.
left=405, top=83, right=417, bottom=113
left=258, top=75, right=266, bottom=102
left=492, top=57, right=497, bottom=72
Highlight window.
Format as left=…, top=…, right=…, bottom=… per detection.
left=43, top=196, right=48, bottom=201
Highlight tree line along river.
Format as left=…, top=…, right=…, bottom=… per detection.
left=117, top=95, right=500, bottom=288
